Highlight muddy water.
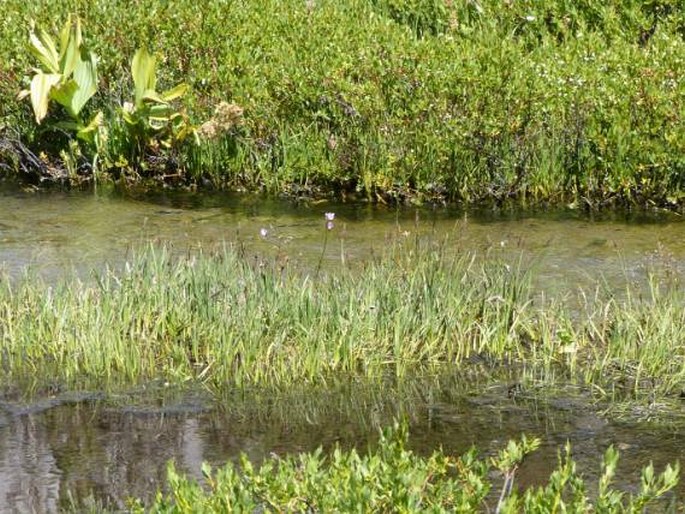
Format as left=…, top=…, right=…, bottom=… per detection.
left=2, top=185, right=685, bottom=511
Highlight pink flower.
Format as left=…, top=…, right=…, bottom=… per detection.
left=325, top=212, right=335, bottom=230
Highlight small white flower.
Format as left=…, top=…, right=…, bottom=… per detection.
left=325, top=212, right=335, bottom=221
left=259, top=228, right=268, bottom=238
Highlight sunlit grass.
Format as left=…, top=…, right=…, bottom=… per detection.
left=1, top=242, right=685, bottom=407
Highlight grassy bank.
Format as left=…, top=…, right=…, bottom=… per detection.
left=2, top=242, right=685, bottom=410
left=0, top=1, right=683, bottom=207
left=124, top=424, right=678, bottom=513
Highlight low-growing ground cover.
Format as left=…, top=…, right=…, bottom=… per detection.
left=126, top=423, right=679, bottom=513
left=0, top=0, right=683, bottom=207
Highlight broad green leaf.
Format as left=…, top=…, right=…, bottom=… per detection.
left=69, top=48, right=98, bottom=115
left=51, top=51, right=96, bottom=120
left=76, top=111, right=104, bottom=145
left=175, top=124, right=200, bottom=145
left=149, top=118, right=168, bottom=131
left=142, top=89, right=168, bottom=105
left=73, top=16, right=82, bottom=49
left=160, top=83, right=188, bottom=102
left=148, top=103, right=173, bottom=118
left=30, top=72, right=61, bottom=123
left=29, top=25, right=60, bottom=73
left=58, top=15, right=71, bottom=63
left=80, top=110, right=103, bottom=132
left=60, top=18, right=81, bottom=77
left=131, top=48, right=156, bottom=107
left=50, top=79, right=79, bottom=117
left=122, top=109, right=137, bottom=126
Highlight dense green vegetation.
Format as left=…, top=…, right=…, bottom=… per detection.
left=1, top=0, right=683, bottom=206
left=125, top=424, right=678, bottom=513
left=3, top=3, right=684, bottom=506
left=2, top=241, right=685, bottom=412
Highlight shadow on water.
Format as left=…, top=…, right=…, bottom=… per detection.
left=0, top=374, right=683, bottom=511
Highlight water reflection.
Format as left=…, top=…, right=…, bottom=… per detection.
left=0, top=185, right=684, bottom=298
left=2, top=185, right=685, bottom=511
left=0, top=381, right=682, bottom=512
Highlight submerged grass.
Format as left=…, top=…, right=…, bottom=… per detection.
left=2, top=242, right=685, bottom=409
left=0, top=0, right=684, bottom=206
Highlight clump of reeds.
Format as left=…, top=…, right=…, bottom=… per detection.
left=1, top=241, right=685, bottom=408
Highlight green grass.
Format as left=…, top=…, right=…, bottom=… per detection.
left=0, top=0, right=684, bottom=207
left=119, top=423, right=679, bottom=513
left=2, top=241, right=685, bottom=411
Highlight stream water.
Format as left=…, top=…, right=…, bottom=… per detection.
left=1, top=184, right=685, bottom=511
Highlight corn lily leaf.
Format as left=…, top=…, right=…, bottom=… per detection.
left=131, top=48, right=157, bottom=107
left=69, top=48, right=98, bottom=115
left=58, top=15, right=71, bottom=63
left=121, top=109, right=137, bottom=126
left=50, top=79, right=79, bottom=117
left=30, top=72, right=62, bottom=123
left=149, top=118, right=168, bottom=130
left=76, top=111, right=104, bottom=145
left=59, top=16, right=81, bottom=78
left=160, top=83, right=189, bottom=102
left=50, top=48, right=97, bottom=118
left=142, top=89, right=168, bottom=105
left=78, top=110, right=103, bottom=133
left=29, top=24, right=60, bottom=74
left=148, top=103, right=174, bottom=118
left=55, top=111, right=103, bottom=145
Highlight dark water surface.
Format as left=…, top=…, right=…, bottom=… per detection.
left=1, top=185, right=685, bottom=511
left=0, top=382, right=683, bottom=512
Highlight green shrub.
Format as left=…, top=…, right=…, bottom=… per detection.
left=129, top=423, right=679, bottom=513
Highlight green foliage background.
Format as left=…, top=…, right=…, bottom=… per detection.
left=0, top=0, right=684, bottom=206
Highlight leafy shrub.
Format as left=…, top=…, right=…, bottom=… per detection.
left=131, top=423, right=679, bottom=513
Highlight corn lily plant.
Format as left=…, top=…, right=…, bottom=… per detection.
left=18, top=15, right=103, bottom=148
left=122, top=48, right=197, bottom=156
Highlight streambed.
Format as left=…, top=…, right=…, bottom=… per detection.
left=1, top=184, right=685, bottom=511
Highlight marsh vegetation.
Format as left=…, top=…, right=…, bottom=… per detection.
left=1, top=0, right=685, bottom=509
left=0, top=0, right=683, bottom=207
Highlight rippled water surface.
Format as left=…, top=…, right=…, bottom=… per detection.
left=1, top=184, right=685, bottom=511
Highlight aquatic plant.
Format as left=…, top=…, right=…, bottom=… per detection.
left=315, top=211, right=336, bottom=278
left=0, top=241, right=685, bottom=414
left=324, top=211, right=335, bottom=231
left=128, top=423, right=679, bottom=512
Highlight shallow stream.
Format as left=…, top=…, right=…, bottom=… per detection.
left=1, top=184, right=685, bottom=511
